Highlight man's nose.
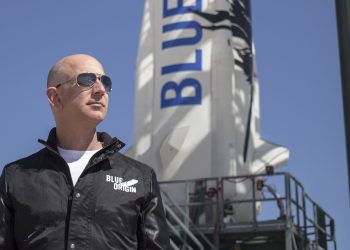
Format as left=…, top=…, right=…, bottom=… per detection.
left=92, top=77, right=106, bottom=95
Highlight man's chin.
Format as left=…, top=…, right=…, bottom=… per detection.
left=85, top=112, right=106, bottom=124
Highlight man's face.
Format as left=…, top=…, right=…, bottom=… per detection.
left=54, top=56, right=109, bottom=126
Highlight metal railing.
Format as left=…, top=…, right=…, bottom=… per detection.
left=160, top=172, right=336, bottom=250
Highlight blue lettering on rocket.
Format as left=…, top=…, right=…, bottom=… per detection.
left=162, top=21, right=202, bottom=49
left=161, top=0, right=203, bottom=108
left=161, top=49, right=202, bottom=75
left=163, top=0, right=202, bottom=18
left=161, top=79, right=202, bottom=108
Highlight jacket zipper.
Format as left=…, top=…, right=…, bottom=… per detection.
left=37, top=139, right=119, bottom=250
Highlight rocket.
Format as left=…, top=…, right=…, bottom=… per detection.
left=130, top=0, right=289, bottom=222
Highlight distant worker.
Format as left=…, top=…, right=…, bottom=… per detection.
left=0, top=54, right=170, bottom=250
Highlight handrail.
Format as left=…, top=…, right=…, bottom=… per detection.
left=164, top=204, right=203, bottom=250
left=161, top=188, right=218, bottom=249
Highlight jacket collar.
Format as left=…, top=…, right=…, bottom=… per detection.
left=38, top=128, right=125, bottom=154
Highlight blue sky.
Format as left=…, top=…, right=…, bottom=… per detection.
left=0, top=0, right=348, bottom=249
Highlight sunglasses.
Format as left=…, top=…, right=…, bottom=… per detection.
left=55, top=72, right=112, bottom=93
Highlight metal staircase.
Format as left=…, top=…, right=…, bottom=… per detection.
left=162, top=185, right=218, bottom=250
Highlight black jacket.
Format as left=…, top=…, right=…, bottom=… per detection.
left=0, top=129, right=170, bottom=250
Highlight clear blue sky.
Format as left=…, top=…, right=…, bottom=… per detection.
left=0, top=0, right=348, bottom=249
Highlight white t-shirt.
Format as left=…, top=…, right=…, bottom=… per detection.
left=58, top=147, right=100, bottom=186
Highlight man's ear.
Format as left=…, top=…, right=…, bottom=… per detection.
left=46, top=87, right=61, bottom=108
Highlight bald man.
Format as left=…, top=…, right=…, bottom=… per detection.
left=0, top=54, right=170, bottom=250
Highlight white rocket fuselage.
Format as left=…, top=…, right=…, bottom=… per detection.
left=133, top=0, right=289, bottom=221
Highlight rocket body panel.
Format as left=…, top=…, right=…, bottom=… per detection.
left=134, top=0, right=155, bottom=159
left=133, top=0, right=289, bottom=221
left=136, top=0, right=217, bottom=181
